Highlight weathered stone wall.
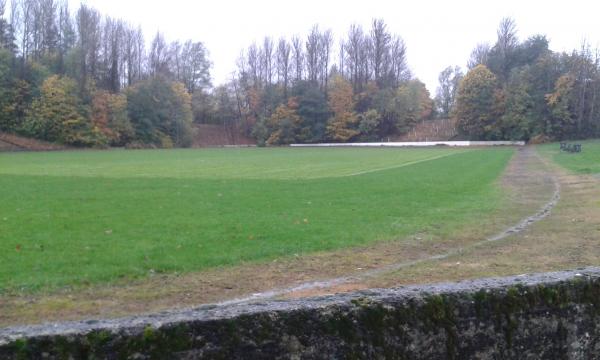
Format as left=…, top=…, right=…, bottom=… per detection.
left=2, top=268, right=600, bottom=359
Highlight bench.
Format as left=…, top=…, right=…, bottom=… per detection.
left=560, top=142, right=582, bottom=153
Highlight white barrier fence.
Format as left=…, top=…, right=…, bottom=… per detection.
left=290, top=141, right=525, bottom=148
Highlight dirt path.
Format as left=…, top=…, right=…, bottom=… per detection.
left=264, top=147, right=562, bottom=299
left=300, top=147, right=599, bottom=296
left=1, top=146, right=588, bottom=327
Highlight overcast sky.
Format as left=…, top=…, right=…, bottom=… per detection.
left=73, top=0, right=599, bottom=94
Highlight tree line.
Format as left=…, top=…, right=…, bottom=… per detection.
left=0, top=0, right=209, bottom=147
left=453, top=18, right=600, bottom=141
left=209, top=20, right=434, bottom=145
left=0, top=3, right=598, bottom=148
left=206, top=17, right=600, bottom=146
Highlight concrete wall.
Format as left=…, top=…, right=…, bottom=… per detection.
left=291, top=141, right=526, bottom=148
left=1, top=268, right=599, bottom=359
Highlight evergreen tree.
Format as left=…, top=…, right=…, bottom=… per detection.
left=500, top=71, right=535, bottom=140
left=0, top=48, right=16, bottom=131
left=126, top=76, right=194, bottom=147
left=546, top=75, right=577, bottom=139
left=292, top=81, right=330, bottom=143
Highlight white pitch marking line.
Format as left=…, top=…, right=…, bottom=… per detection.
left=343, top=151, right=467, bottom=177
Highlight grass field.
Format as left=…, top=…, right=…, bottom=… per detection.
left=539, top=140, right=600, bottom=174
left=0, top=147, right=514, bottom=293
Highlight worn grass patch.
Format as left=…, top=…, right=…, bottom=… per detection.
left=347, top=146, right=600, bottom=293
left=0, top=147, right=513, bottom=293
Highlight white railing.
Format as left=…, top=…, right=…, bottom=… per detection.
left=290, top=141, right=526, bottom=148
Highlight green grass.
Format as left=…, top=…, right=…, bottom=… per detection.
left=539, top=140, right=600, bottom=174
left=0, top=147, right=514, bottom=293
left=0, top=147, right=465, bottom=180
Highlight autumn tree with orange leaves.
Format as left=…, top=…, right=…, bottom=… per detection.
left=327, top=75, right=359, bottom=142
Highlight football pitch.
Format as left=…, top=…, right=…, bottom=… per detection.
left=0, top=147, right=514, bottom=292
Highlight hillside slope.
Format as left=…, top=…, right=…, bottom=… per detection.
left=2, top=119, right=454, bottom=151
left=395, top=118, right=458, bottom=142
left=0, top=132, right=65, bottom=152
left=193, top=124, right=256, bottom=147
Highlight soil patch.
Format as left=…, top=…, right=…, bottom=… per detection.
left=0, top=132, right=64, bottom=152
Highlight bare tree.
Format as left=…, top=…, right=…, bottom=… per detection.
left=492, top=17, right=518, bottom=80
left=246, top=43, right=260, bottom=86
left=122, top=24, right=140, bottom=86
left=99, top=17, right=122, bottom=92
left=390, top=36, right=409, bottom=85
left=180, top=40, right=211, bottom=93
left=39, top=0, right=58, bottom=55
left=305, top=25, right=320, bottom=83
left=338, top=40, right=345, bottom=78
left=345, top=24, right=364, bottom=90
left=169, top=40, right=182, bottom=80
left=134, top=26, right=144, bottom=80
left=435, top=66, right=463, bottom=118
left=319, top=29, right=333, bottom=89
left=276, top=37, right=291, bottom=97
left=76, top=4, right=101, bottom=91
left=57, top=1, right=74, bottom=74
left=467, top=43, right=490, bottom=69
left=359, top=34, right=372, bottom=88
left=496, top=17, right=518, bottom=57
left=262, top=37, right=273, bottom=85
left=7, top=0, right=19, bottom=53
left=18, top=0, right=34, bottom=63
left=291, top=35, right=303, bottom=82
left=370, top=18, right=391, bottom=85
left=148, top=31, right=169, bottom=76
